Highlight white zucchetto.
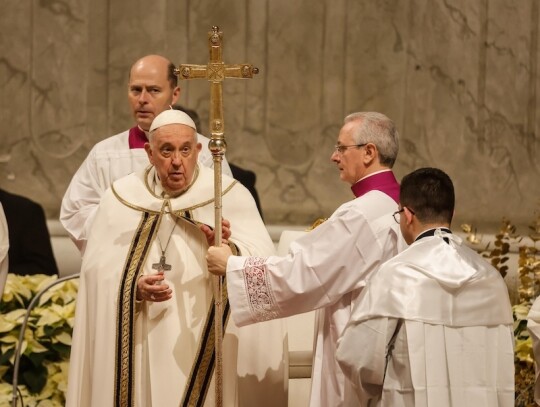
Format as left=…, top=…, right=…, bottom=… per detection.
left=149, top=109, right=197, bottom=133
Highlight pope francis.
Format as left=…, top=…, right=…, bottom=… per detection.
left=66, top=109, right=286, bottom=407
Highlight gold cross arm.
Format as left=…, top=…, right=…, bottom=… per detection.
left=176, top=26, right=258, bottom=83
left=174, top=26, right=259, bottom=139
left=178, top=62, right=259, bottom=82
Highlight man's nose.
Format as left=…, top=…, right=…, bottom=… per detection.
left=170, top=152, right=182, bottom=165
left=138, top=89, right=149, bottom=104
left=331, top=150, right=340, bottom=162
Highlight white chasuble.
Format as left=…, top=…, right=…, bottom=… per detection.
left=337, top=231, right=515, bottom=407
left=226, top=190, right=402, bottom=407
left=529, top=296, right=540, bottom=405
left=66, top=165, right=286, bottom=407
left=60, top=129, right=232, bottom=252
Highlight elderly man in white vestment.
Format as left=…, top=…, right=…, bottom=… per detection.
left=336, top=167, right=515, bottom=407
left=529, top=296, right=540, bottom=405
left=207, top=112, right=403, bottom=407
left=0, top=203, right=8, bottom=294
left=66, top=110, right=286, bottom=407
left=60, top=54, right=232, bottom=252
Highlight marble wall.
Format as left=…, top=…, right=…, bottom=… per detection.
left=0, top=0, right=538, bottom=231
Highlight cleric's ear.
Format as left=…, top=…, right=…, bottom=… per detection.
left=362, top=143, right=377, bottom=165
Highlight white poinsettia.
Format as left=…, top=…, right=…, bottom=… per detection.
left=0, top=309, right=26, bottom=334
left=0, top=274, right=79, bottom=406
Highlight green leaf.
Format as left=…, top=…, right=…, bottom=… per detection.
left=0, top=364, right=9, bottom=379
left=0, top=348, right=14, bottom=365
left=22, top=363, right=47, bottom=393
left=50, top=343, right=71, bottom=359
left=26, top=352, right=47, bottom=368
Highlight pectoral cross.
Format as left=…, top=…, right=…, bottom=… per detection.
left=152, top=254, right=171, bottom=274
left=174, top=26, right=259, bottom=407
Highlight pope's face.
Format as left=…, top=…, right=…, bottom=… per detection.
left=128, top=57, right=180, bottom=131
left=331, top=121, right=367, bottom=185
left=145, top=124, right=201, bottom=196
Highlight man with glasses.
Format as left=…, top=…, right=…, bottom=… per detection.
left=206, top=112, right=403, bottom=407
left=336, top=167, right=514, bottom=407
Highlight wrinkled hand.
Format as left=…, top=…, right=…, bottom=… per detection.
left=206, top=244, right=233, bottom=276
left=200, top=218, right=231, bottom=246
left=136, top=273, right=173, bottom=302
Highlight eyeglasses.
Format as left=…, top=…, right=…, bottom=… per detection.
left=333, top=143, right=367, bottom=155
left=392, top=207, right=416, bottom=223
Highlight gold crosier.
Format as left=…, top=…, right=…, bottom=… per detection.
left=174, top=26, right=259, bottom=406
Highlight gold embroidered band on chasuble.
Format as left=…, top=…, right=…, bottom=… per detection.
left=114, top=211, right=160, bottom=407
left=181, top=279, right=229, bottom=407
left=111, top=205, right=230, bottom=407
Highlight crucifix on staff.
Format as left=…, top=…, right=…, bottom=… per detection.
left=175, top=25, right=259, bottom=407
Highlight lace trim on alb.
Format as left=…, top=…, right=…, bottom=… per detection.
left=243, top=257, right=279, bottom=322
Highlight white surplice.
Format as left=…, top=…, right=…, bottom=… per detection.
left=60, top=129, right=232, bottom=252
left=528, top=296, right=540, bottom=405
left=66, top=165, right=286, bottom=407
left=0, top=203, right=8, bottom=295
left=226, top=190, right=402, bottom=407
left=337, top=230, right=515, bottom=407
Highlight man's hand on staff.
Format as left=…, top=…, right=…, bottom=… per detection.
left=199, top=218, right=231, bottom=246
left=206, top=244, right=233, bottom=276
left=136, top=273, right=173, bottom=302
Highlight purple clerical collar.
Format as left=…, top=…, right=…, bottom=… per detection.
left=351, top=170, right=400, bottom=203
left=128, top=126, right=148, bottom=149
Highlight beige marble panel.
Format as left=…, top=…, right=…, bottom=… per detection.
left=86, top=0, right=110, bottom=150
left=107, top=0, right=169, bottom=136
left=0, top=1, right=32, bottom=166
left=1, top=0, right=89, bottom=216
left=0, top=0, right=537, bottom=232
left=395, top=0, right=539, bottom=229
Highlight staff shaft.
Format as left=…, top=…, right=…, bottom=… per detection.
left=175, top=26, right=259, bottom=406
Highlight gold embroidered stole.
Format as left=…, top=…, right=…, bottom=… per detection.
left=181, top=279, right=230, bottom=407
left=114, top=211, right=160, bottom=407
left=112, top=206, right=231, bottom=407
